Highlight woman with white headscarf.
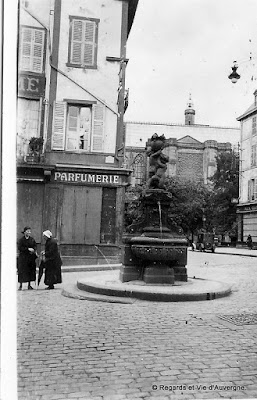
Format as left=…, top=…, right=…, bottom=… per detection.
left=41, top=230, right=62, bottom=290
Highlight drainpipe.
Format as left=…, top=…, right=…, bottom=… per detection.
left=116, top=0, right=129, bottom=167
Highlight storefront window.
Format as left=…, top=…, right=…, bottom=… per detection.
left=100, top=188, right=116, bottom=244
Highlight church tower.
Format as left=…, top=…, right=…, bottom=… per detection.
left=185, top=94, right=195, bottom=125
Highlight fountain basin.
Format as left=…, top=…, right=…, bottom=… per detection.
left=130, top=236, right=187, bottom=262
left=121, top=235, right=188, bottom=284
left=60, top=270, right=232, bottom=303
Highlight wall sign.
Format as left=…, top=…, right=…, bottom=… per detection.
left=18, top=73, right=46, bottom=98
left=53, top=171, right=121, bottom=185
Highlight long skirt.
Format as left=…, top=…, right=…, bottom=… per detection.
left=44, top=260, right=62, bottom=286
left=17, top=254, right=36, bottom=283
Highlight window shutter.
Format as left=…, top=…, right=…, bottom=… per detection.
left=248, top=180, right=251, bottom=201
left=255, top=179, right=257, bottom=200
left=32, top=29, right=44, bottom=73
left=83, top=20, right=95, bottom=66
left=20, top=28, right=44, bottom=73
left=253, top=117, right=257, bottom=136
left=92, top=104, right=105, bottom=152
left=20, top=28, right=32, bottom=70
left=52, top=102, right=66, bottom=150
left=249, top=179, right=255, bottom=201
left=71, top=19, right=83, bottom=64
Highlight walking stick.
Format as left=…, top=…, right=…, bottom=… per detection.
left=37, top=253, right=44, bottom=289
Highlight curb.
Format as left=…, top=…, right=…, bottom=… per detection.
left=214, top=251, right=257, bottom=258
left=77, top=278, right=232, bottom=302
left=189, top=249, right=257, bottom=258
left=61, top=264, right=121, bottom=273
left=61, top=284, right=134, bottom=304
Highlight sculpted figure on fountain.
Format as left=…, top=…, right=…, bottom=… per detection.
left=146, top=133, right=169, bottom=189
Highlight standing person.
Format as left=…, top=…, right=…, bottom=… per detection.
left=246, top=234, right=253, bottom=249
left=17, top=227, right=37, bottom=290
left=41, top=230, right=62, bottom=290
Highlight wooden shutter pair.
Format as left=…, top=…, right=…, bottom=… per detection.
left=70, top=19, right=97, bottom=67
left=19, top=27, right=44, bottom=73
left=252, top=117, right=257, bottom=136
left=52, top=102, right=105, bottom=152
left=251, top=145, right=256, bottom=167
left=248, top=179, right=256, bottom=201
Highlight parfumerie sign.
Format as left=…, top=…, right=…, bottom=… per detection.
left=53, top=171, right=120, bottom=185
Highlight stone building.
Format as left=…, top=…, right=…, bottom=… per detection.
left=17, top=0, right=138, bottom=264
left=125, top=98, right=240, bottom=185
left=237, top=90, right=257, bottom=246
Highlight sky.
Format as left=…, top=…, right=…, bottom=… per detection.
left=125, top=0, right=257, bottom=127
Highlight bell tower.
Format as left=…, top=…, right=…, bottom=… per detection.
left=185, top=94, right=195, bottom=125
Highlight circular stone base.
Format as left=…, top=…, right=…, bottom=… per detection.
left=76, top=270, right=231, bottom=302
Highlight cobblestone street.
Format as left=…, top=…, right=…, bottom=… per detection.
left=17, top=252, right=257, bottom=400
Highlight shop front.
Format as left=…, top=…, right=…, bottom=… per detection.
left=17, top=164, right=131, bottom=264
left=237, top=203, right=257, bottom=246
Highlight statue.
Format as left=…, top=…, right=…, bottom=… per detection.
left=146, top=133, right=169, bottom=189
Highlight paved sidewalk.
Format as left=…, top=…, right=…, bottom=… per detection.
left=191, top=246, right=257, bottom=258
left=17, top=252, right=257, bottom=400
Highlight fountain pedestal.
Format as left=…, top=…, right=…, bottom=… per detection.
left=143, top=264, right=174, bottom=284
left=120, top=189, right=188, bottom=284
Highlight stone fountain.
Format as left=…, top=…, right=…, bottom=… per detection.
left=62, top=133, right=232, bottom=302
left=120, top=133, right=188, bottom=285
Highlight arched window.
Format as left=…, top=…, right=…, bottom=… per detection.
left=132, top=153, right=146, bottom=185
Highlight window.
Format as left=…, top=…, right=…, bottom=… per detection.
left=248, top=178, right=257, bottom=201
left=19, top=26, right=45, bottom=73
left=68, top=17, right=99, bottom=69
left=17, top=98, right=41, bottom=157
left=251, top=144, right=257, bottom=167
left=66, top=105, right=92, bottom=150
left=52, top=101, right=105, bottom=152
left=132, top=153, right=146, bottom=185
left=100, top=188, right=116, bottom=244
left=253, top=116, right=257, bottom=136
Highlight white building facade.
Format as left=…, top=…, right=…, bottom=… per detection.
left=17, top=0, right=139, bottom=263
left=237, top=90, right=257, bottom=246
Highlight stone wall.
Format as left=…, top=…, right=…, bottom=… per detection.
left=177, top=150, right=204, bottom=182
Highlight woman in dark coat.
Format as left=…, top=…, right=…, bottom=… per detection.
left=41, top=230, right=62, bottom=290
left=246, top=234, right=253, bottom=249
left=17, top=227, right=37, bottom=290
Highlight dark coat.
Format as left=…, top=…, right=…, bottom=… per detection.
left=17, top=236, right=37, bottom=283
left=44, top=237, right=62, bottom=286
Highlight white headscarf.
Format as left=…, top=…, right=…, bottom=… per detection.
left=43, top=230, right=52, bottom=239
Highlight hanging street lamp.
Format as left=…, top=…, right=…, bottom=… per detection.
left=228, top=61, right=241, bottom=84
